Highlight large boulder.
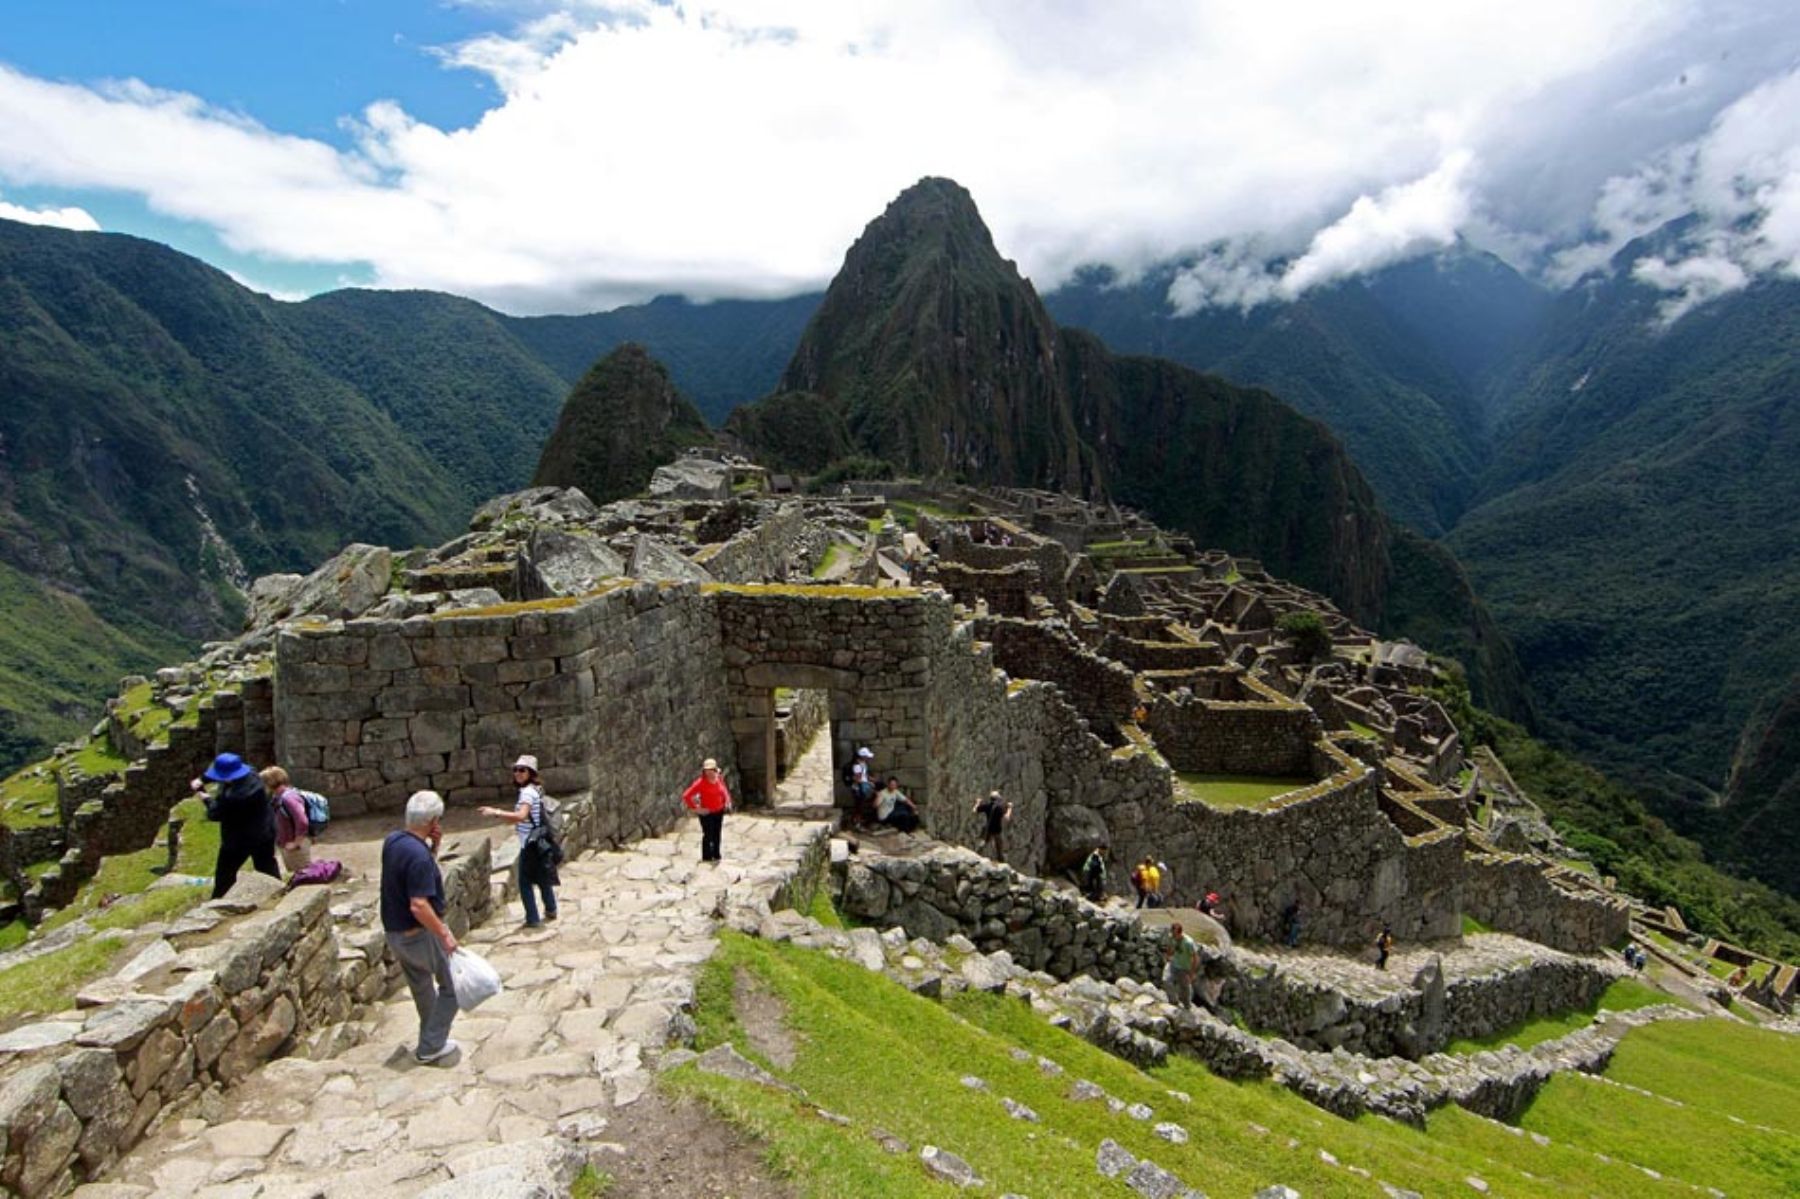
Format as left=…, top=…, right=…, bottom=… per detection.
left=469, top=487, right=600, bottom=532
left=526, top=527, right=626, bottom=596
left=253, top=544, right=392, bottom=626
left=1045, top=804, right=1109, bottom=873
left=647, top=457, right=732, bottom=502
left=628, top=535, right=713, bottom=584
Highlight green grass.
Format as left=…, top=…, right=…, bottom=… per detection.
left=70, top=733, right=129, bottom=779
left=0, top=934, right=128, bottom=1023
left=805, top=889, right=845, bottom=930
left=569, top=1164, right=614, bottom=1197
left=811, top=544, right=849, bottom=579
left=0, top=921, right=27, bottom=953
left=1460, top=914, right=1492, bottom=936
left=667, top=932, right=1733, bottom=1198
left=1443, top=977, right=1673, bottom=1054
left=1603, top=1016, right=1800, bottom=1136
left=1173, top=772, right=1312, bottom=810
left=1344, top=720, right=1379, bottom=740
left=39, top=797, right=217, bottom=934
left=0, top=764, right=61, bottom=830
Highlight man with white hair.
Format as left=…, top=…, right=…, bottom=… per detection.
left=382, top=790, right=460, bottom=1064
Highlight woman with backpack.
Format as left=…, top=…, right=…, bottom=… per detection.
left=480, top=754, right=560, bottom=927
left=260, top=766, right=312, bottom=872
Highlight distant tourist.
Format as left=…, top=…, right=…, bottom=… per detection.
left=1081, top=846, right=1108, bottom=901
left=260, top=766, right=312, bottom=873
left=1162, top=922, right=1200, bottom=1006
left=191, top=753, right=279, bottom=898
left=682, top=757, right=733, bottom=863
left=1131, top=856, right=1162, bottom=910
left=843, top=747, right=877, bottom=826
left=1281, top=899, right=1303, bottom=947
left=973, top=790, right=1011, bottom=859
left=1157, top=859, right=1174, bottom=906
left=1375, top=924, right=1395, bottom=970
left=875, top=777, right=921, bottom=832
left=480, top=755, right=559, bottom=927
left=381, top=789, right=460, bottom=1065
left=1199, top=890, right=1226, bottom=922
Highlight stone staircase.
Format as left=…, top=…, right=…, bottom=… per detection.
left=78, top=815, right=832, bottom=1199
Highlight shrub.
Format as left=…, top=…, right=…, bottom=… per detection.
left=1277, top=610, right=1332, bottom=662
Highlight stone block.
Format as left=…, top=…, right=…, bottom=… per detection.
left=130, top=1028, right=185, bottom=1099
left=76, top=1000, right=178, bottom=1053
left=379, top=685, right=472, bottom=715
left=366, top=635, right=416, bottom=672
left=282, top=663, right=351, bottom=694
left=408, top=711, right=465, bottom=755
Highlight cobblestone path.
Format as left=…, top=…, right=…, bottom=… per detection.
left=84, top=815, right=832, bottom=1199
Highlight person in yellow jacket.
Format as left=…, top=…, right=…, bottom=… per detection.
left=1131, top=855, right=1162, bottom=909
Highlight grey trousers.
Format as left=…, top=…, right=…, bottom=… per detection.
left=386, top=928, right=459, bottom=1057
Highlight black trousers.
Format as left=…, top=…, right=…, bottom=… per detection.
left=699, top=811, right=725, bottom=861
left=214, top=835, right=280, bottom=898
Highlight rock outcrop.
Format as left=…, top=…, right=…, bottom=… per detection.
left=532, top=343, right=712, bottom=505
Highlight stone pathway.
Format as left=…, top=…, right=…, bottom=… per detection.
left=771, top=722, right=834, bottom=813
left=82, top=815, right=831, bottom=1199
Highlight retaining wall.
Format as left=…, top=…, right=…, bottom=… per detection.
left=1463, top=853, right=1630, bottom=954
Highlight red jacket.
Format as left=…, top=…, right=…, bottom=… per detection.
left=683, top=775, right=732, bottom=815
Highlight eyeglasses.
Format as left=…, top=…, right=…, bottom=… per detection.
left=512, top=767, right=531, bottom=773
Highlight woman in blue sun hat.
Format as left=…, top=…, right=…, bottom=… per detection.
left=190, top=752, right=280, bottom=898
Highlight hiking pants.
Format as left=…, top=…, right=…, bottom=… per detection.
left=700, top=811, right=725, bottom=861
left=214, top=835, right=279, bottom=899
left=387, top=928, right=459, bottom=1057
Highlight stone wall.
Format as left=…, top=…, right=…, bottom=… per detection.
left=1463, top=853, right=1631, bottom=954
left=1143, top=675, right=1322, bottom=777
left=775, top=688, right=830, bottom=779
left=1096, top=633, right=1223, bottom=673
left=973, top=616, right=1137, bottom=745
left=932, top=561, right=1040, bottom=618
left=714, top=586, right=934, bottom=808
left=275, top=583, right=736, bottom=848
left=694, top=503, right=831, bottom=584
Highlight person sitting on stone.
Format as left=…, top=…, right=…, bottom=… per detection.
left=875, top=776, right=920, bottom=832
left=260, top=765, right=312, bottom=874
left=1162, top=922, right=1200, bottom=1007
left=191, top=753, right=280, bottom=898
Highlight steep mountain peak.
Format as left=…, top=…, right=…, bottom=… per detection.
left=532, top=342, right=711, bottom=504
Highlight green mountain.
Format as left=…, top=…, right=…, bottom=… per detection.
left=505, top=293, right=820, bottom=425
left=0, top=219, right=574, bottom=769
left=730, top=178, right=1530, bottom=715
left=1043, top=251, right=1550, bottom=535
left=1448, top=241, right=1800, bottom=889
left=532, top=342, right=712, bottom=502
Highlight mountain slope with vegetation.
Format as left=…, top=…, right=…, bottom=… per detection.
left=532, top=342, right=712, bottom=503
left=730, top=178, right=1530, bottom=716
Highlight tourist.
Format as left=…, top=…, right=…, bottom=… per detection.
left=1157, top=858, right=1174, bottom=906
left=875, top=776, right=921, bottom=832
left=1131, top=855, right=1162, bottom=910
left=1281, top=899, right=1303, bottom=947
left=1375, top=924, right=1395, bottom=970
left=381, top=789, right=460, bottom=1065
left=682, top=757, right=733, bottom=863
left=260, top=766, right=312, bottom=873
left=480, top=755, right=559, bottom=927
left=1163, top=922, right=1200, bottom=1006
left=847, top=746, right=877, bottom=826
left=973, top=790, right=1011, bottom=859
left=191, top=753, right=279, bottom=898
left=1081, top=845, right=1108, bottom=901
left=1199, top=890, right=1226, bottom=921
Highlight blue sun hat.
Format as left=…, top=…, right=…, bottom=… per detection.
left=202, top=753, right=253, bottom=783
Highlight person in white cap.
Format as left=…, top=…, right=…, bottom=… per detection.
left=682, top=757, right=733, bottom=863
left=847, top=746, right=877, bottom=826
left=481, top=754, right=559, bottom=926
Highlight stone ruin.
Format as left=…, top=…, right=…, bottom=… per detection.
left=5, top=467, right=1630, bottom=957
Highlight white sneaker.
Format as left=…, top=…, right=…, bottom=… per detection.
left=416, top=1039, right=460, bottom=1065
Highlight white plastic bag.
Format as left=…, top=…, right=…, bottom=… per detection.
left=448, top=947, right=503, bottom=1011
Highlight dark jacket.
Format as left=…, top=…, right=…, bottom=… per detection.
left=209, top=775, right=277, bottom=845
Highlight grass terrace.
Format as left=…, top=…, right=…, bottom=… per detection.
left=664, top=928, right=1800, bottom=1197
left=1173, top=772, right=1314, bottom=810
left=1442, top=977, right=1671, bottom=1054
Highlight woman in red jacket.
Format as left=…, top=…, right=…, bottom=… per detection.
left=682, top=757, right=733, bottom=864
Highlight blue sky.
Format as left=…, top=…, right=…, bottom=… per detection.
left=1, top=0, right=509, bottom=296
left=2, top=2, right=1797, bottom=318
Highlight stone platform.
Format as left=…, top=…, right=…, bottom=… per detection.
left=80, top=815, right=831, bottom=1199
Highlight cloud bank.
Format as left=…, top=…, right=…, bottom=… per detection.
left=0, top=191, right=99, bottom=232
left=0, top=1, right=1797, bottom=317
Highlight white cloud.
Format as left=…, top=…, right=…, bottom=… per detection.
left=0, top=191, right=100, bottom=232
left=1556, top=65, right=1800, bottom=322
left=0, top=1, right=1796, bottom=314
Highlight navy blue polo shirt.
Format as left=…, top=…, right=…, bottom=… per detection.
left=381, top=830, right=445, bottom=933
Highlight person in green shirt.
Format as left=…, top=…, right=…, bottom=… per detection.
left=1162, top=922, right=1199, bottom=1006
